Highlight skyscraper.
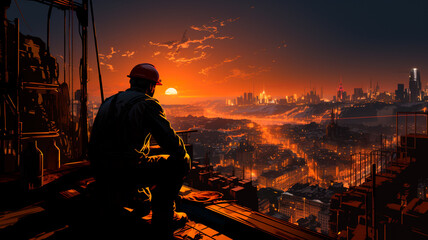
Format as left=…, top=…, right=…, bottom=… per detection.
left=337, top=78, right=344, bottom=102
left=395, top=84, right=405, bottom=102
left=248, top=92, right=253, bottom=104
left=409, top=68, right=421, bottom=102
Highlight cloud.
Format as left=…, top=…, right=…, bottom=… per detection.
left=190, top=25, right=218, bottom=33
left=211, top=17, right=240, bottom=27
left=191, top=17, right=239, bottom=33
left=149, top=17, right=238, bottom=64
left=176, top=34, right=233, bottom=49
left=224, top=56, right=240, bottom=63
left=105, top=64, right=115, bottom=72
left=222, top=66, right=271, bottom=83
left=150, top=34, right=233, bottom=64
left=110, top=47, right=118, bottom=54
left=195, top=45, right=214, bottom=50
left=199, top=55, right=241, bottom=75
left=169, top=51, right=207, bottom=64
left=100, top=47, right=119, bottom=60
left=98, top=47, right=134, bottom=72
left=100, top=47, right=135, bottom=60
left=121, top=50, right=135, bottom=57
left=149, top=41, right=178, bottom=49
left=226, top=69, right=252, bottom=79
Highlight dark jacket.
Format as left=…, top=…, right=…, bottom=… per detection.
left=88, top=87, right=187, bottom=173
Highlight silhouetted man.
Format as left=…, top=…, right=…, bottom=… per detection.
left=88, top=63, right=190, bottom=239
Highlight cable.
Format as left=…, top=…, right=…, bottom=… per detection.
left=13, top=0, right=33, bottom=33
left=63, top=10, right=66, bottom=84
left=46, top=3, right=53, bottom=53
left=90, top=0, right=104, bottom=103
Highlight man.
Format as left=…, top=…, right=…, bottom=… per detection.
left=88, top=63, right=191, bottom=238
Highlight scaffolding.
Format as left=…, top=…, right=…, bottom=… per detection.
left=0, top=0, right=95, bottom=177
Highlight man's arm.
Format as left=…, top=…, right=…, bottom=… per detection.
left=144, top=98, right=188, bottom=159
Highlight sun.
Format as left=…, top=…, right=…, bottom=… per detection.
left=165, top=88, right=178, bottom=95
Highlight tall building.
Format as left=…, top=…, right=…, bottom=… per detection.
left=337, top=79, right=345, bottom=102
left=375, top=81, right=380, bottom=94
left=395, top=83, right=405, bottom=102
left=353, top=88, right=364, bottom=100
left=409, top=68, right=421, bottom=102
left=248, top=92, right=253, bottom=104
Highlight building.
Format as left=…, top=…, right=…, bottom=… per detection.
left=258, top=164, right=308, bottom=191
left=258, top=198, right=270, bottom=214
left=352, top=88, right=364, bottom=101
left=278, top=183, right=346, bottom=234
left=248, top=92, right=253, bottom=104
left=395, top=83, right=405, bottom=102
left=337, top=81, right=345, bottom=102
left=329, top=130, right=428, bottom=239
left=235, top=141, right=255, bottom=180
left=305, top=90, right=321, bottom=104
left=409, top=68, right=421, bottom=102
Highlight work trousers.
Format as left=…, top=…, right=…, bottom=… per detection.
left=93, top=153, right=190, bottom=238
left=138, top=154, right=190, bottom=237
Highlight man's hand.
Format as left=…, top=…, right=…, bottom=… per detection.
left=183, top=153, right=191, bottom=174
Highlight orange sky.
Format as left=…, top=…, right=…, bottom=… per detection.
left=8, top=1, right=428, bottom=105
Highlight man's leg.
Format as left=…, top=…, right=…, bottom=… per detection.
left=137, top=154, right=190, bottom=238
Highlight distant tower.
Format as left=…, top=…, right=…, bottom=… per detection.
left=248, top=92, right=253, bottom=104
left=337, top=77, right=344, bottom=102
left=409, top=68, right=421, bottom=102
left=369, top=79, right=373, bottom=99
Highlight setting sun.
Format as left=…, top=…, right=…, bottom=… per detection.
left=165, top=88, right=178, bottom=95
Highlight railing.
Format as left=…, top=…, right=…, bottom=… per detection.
left=150, top=129, right=197, bottom=146
left=396, top=111, right=428, bottom=158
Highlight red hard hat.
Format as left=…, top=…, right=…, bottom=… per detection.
left=127, top=63, right=162, bottom=85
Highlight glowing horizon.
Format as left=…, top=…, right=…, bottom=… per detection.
left=8, top=1, right=428, bottom=105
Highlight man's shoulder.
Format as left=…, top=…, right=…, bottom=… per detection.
left=142, top=96, right=164, bottom=113
left=122, top=90, right=163, bottom=113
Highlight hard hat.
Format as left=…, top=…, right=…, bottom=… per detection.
left=127, top=63, right=162, bottom=85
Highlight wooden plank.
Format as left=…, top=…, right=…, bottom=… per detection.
left=207, top=203, right=330, bottom=240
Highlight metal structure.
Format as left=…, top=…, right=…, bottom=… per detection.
left=396, top=111, right=428, bottom=158
left=0, top=0, right=94, bottom=176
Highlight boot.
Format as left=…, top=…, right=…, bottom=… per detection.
left=142, top=210, right=188, bottom=228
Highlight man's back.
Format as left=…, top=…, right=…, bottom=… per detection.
left=89, top=88, right=187, bottom=162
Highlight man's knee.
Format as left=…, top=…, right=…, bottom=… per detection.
left=168, top=153, right=191, bottom=176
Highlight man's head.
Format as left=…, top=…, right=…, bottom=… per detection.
left=128, top=63, right=162, bottom=97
